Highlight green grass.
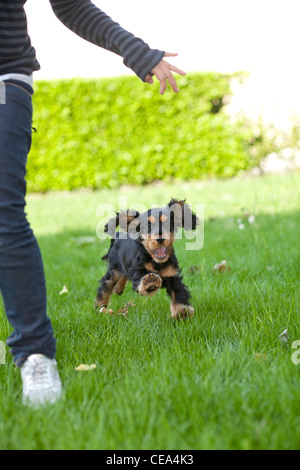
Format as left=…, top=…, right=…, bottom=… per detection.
left=0, top=172, right=300, bottom=450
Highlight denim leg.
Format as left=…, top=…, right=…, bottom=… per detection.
left=0, top=82, right=56, bottom=366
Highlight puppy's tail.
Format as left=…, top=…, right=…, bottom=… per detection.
left=101, top=237, right=115, bottom=260
left=102, top=211, right=123, bottom=260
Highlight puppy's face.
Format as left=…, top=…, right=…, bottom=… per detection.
left=139, top=208, right=175, bottom=263
left=105, top=199, right=198, bottom=264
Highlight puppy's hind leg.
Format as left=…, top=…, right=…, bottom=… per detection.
left=95, top=269, right=121, bottom=309
left=165, top=276, right=194, bottom=319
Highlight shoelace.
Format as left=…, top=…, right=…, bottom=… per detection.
left=25, top=359, right=52, bottom=387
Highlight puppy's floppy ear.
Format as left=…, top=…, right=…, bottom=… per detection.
left=122, top=209, right=140, bottom=234
left=104, top=209, right=140, bottom=237
left=104, top=212, right=120, bottom=237
left=167, top=198, right=198, bottom=231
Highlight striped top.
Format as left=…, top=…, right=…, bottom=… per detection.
left=0, top=0, right=164, bottom=81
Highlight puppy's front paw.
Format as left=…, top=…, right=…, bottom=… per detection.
left=137, top=273, right=162, bottom=296
left=170, top=303, right=194, bottom=319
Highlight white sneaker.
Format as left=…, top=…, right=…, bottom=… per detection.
left=20, top=354, right=62, bottom=407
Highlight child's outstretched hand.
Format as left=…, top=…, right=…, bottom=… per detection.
left=145, top=52, right=186, bottom=95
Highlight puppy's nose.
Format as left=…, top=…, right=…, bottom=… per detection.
left=156, top=238, right=165, bottom=245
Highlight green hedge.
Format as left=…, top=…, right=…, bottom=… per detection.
left=28, top=72, right=263, bottom=192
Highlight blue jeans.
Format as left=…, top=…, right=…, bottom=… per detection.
left=0, top=80, right=56, bottom=366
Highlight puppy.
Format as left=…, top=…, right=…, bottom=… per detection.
left=95, top=199, right=198, bottom=319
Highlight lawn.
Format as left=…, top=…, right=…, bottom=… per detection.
left=0, top=172, right=300, bottom=450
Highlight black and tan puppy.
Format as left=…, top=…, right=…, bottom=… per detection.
left=95, top=199, right=198, bottom=319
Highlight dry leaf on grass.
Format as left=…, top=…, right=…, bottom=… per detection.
left=59, top=285, right=68, bottom=295
left=75, top=364, right=97, bottom=371
left=279, top=329, right=289, bottom=344
left=254, top=353, right=268, bottom=361
left=187, top=265, right=200, bottom=275
left=117, top=307, right=128, bottom=316
left=213, top=260, right=231, bottom=273
left=98, top=299, right=136, bottom=317
left=124, top=299, right=136, bottom=308
left=117, top=299, right=136, bottom=316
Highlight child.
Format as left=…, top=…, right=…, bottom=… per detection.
left=0, top=0, right=185, bottom=407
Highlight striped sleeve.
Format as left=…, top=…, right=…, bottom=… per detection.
left=49, top=0, right=165, bottom=81
left=0, top=1, right=40, bottom=75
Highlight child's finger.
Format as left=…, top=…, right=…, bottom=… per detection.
left=159, top=78, right=167, bottom=95
left=145, top=74, right=154, bottom=84
left=164, top=52, right=178, bottom=58
left=164, top=61, right=186, bottom=76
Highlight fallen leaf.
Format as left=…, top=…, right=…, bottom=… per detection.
left=254, top=353, right=268, bottom=361
left=75, top=364, right=97, bottom=371
left=125, top=299, right=136, bottom=307
left=279, top=329, right=289, bottom=344
left=59, top=285, right=68, bottom=295
left=98, top=299, right=136, bottom=317
left=117, top=307, right=128, bottom=316
left=213, top=260, right=230, bottom=273
left=188, top=265, right=200, bottom=275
